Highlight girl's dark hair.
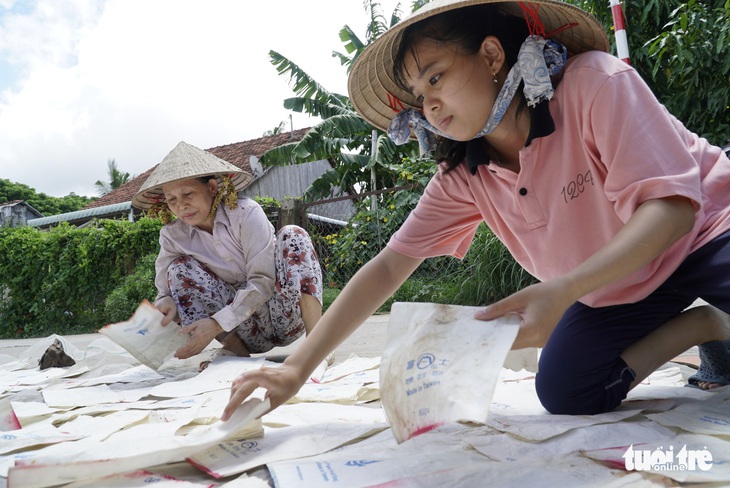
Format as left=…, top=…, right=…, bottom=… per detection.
left=392, top=5, right=530, bottom=170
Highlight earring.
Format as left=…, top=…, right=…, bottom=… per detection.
left=493, top=73, right=498, bottom=84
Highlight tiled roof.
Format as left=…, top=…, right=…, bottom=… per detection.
left=84, top=128, right=309, bottom=210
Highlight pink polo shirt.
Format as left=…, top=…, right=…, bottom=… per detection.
left=388, top=51, right=730, bottom=307
left=155, top=197, right=276, bottom=331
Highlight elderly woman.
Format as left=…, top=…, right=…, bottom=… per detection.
left=132, top=141, right=324, bottom=365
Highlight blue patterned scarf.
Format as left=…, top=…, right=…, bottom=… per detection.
left=387, top=35, right=567, bottom=155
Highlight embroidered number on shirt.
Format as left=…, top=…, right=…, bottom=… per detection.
left=560, top=170, right=594, bottom=203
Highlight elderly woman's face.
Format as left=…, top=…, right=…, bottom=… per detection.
left=162, top=178, right=218, bottom=228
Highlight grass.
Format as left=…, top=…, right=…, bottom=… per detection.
left=321, top=225, right=536, bottom=314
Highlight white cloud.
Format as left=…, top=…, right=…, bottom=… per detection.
left=0, top=0, right=402, bottom=197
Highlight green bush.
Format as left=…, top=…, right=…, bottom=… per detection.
left=322, top=287, right=340, bottom=311
left=0, top=218, right=162, bottom=338
left=446, top=224, right=538, bottom=306
left=104, top=252, right=158, bottom=323
left=375, top=225, right=537, bottom=312
left=324, top=156, right=437, bottom=287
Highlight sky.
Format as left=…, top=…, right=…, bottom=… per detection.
left=0, top=0, right=402, bottom=198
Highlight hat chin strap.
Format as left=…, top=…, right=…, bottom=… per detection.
left=387, top=35, right=567, bottom=155
left=202, top=175, right=239, bottom=222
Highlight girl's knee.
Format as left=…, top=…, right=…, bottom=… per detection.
left=535, top=360, right=634, bottom=415
left=535, top=373, right=605, bottom=415
left=535, top=372, right=583, bottom=414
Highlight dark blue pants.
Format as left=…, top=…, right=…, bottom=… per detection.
left=536, top=229, right=730, bottom=414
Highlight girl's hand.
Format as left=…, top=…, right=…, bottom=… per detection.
left=154, top=297, right=179, bottom=326
left=222, top=363, right=307, bottom=421
left=175, top=318, right=224, bottom=359
left=475, top=281, right=574, bottom=349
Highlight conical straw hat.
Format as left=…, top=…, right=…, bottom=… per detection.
left=348, top=0, right=609, bottom=133
left=132, top=141, right=252, bottom=209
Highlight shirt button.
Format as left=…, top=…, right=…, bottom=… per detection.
left=519, top=188, right=528, bottom=196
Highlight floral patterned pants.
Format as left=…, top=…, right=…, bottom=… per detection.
left=167, top=225, right=323, bottom=353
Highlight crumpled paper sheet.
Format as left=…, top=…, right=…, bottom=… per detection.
left=0, top=422, right=84, bottom=456
left=187, top=422, right=389, bottom=478
left=5, top=319, right=730, bottom=488
left=645, top=387, right=730, bottom=435
left=149, top=356, right=265, bottom=398
left=380, top=302, right=520, bottom=442
left=0, top=338, right=382, bottom=487
left=60, top=469, right=211, bottom=488
left=583, top=433, right=730, bottom=484
left=6, top=397, right=270, bottom=488
left=262, top=401, right=386, bottom=428
left=99, top=300, right=189, bottom=370
left=267, top=361, right=730, bottom=487
left=485, top=407, right=645, bottom=443
left=320, top=356, right=380, bottom=382
left=267, top=423, right=630, bottom=488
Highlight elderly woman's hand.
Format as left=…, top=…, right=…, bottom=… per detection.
left=154, top=297, right=179, bottom=326
left=175, top=318, right=224, bottom=359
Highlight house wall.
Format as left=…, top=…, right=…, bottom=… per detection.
left=0, top=204, right=42, bottom=228
left=242, top=159, right=355, bottom=222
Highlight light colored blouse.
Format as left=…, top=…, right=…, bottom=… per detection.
left=155, top=197, right=276, bottom=331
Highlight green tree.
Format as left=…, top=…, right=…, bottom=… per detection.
left=95, top=159, right=133, bottom=196
left=0, top=179, right=95, bottom=217
left=0, top=179, right=34, bottom=203
left=570, top=0, right=730, bottom=145
left=54, top=193, right=97, bottom=214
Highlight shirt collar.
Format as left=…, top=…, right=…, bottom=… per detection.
left=466, top=101, right=555, bottom=175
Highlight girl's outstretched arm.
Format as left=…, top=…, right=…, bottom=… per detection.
left=222, top=247, right=424, bottom=420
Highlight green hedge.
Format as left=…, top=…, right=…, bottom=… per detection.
left=0, top=218, right=162, bottom=338
left=0, top=197, right=533, bottom=339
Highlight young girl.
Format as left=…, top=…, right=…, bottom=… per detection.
left=132, top=141, right=324, bottom=365
left=223, top=0, right=730, bottom=419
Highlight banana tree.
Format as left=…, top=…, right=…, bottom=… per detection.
left=260, top=1, right=422, bottom=202
left=94, top=159, right=133, bottom=196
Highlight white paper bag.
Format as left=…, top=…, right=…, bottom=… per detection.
left=380, top=302, right=519, bottom=443
left=99, top=300, right=189, bottom=370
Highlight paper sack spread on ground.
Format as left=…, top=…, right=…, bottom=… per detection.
left=98, top=300, right=189, bottom=370
left=1, top=303, right=730, bottom=487
left=380, top=302, right=520, bottom=442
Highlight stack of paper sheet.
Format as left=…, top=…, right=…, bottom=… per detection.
left=2, top=302, right=730, bottom=487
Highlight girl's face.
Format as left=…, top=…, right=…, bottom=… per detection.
left=403, top=37, right=499, bottom=141
left=162, top=178, right=218, bottom=229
